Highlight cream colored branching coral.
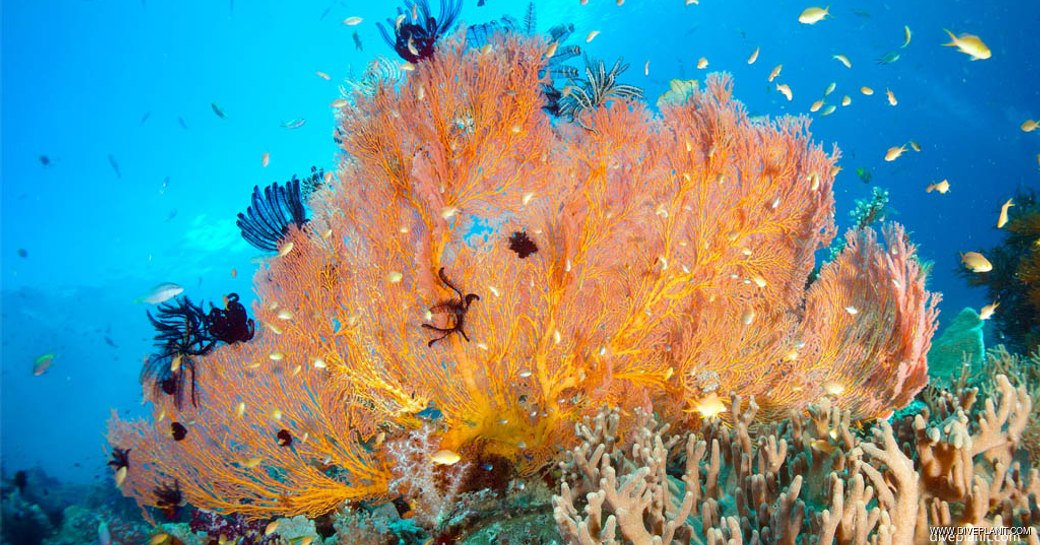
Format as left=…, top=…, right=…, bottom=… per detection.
left=555, top=375, right=1039, bottom=545
left=109, top=32, right=939, bottom=519
left=553, top=407, right=695, bottom=545
left=973, top=346, right=1040, bottom=460
left=866, top=374, right=1038, bottom=543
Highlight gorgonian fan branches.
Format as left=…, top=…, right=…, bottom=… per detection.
left=464, top=3, right=581, bottom=118
left=109, top=35, right=939, bottom=520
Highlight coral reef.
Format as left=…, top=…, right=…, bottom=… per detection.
left=331, top=504, right=402, bottom=545
left=109, top=34, right=939, bottom=526
left=0, top=468, right=152, bottom=545
left=554, top=379, right=1038, bottom=545
left=189, top=510, right=266, bottom=542
left=42, top=506, right=103, bottom=545
left=928, top=344, right=1040, bottom=464
left=1, top=488, right=54, bottom=545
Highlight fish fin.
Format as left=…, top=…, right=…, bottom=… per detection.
left=942, top=28, right=958, bottom=46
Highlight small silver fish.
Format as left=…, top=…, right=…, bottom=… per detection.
left=136, top=282, right=184, bottom=305
left=280, top=118, right=306, bottom=129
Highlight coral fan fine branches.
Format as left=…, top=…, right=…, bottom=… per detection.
left=109, top=34, right=941, bottom=519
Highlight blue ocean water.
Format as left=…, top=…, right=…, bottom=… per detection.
left=1, top=0, right=1037, bottom=488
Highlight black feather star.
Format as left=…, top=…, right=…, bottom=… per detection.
left=153, top=480, right=183, bottom=520
left=236, top=175, right=310, bottom=252
left=461, top=2, right=582, bottom=118
left=376, top=0, right=462, bottom=63
left=507, top=231, right=538, bottom=259
left=107, top=447, right=131, bottom=471
left=141, top=296, right=215, bottom=409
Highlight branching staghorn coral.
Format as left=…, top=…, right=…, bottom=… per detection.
left=554, top=377, right=1039, bottom=545
left=110, top=34, right=940, bottom=520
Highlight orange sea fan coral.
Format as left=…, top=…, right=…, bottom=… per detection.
left=108, top=314, right=393, bottom=519
left=799, top=224, right=940, bottom=418
left=108, top=33, right=940, bottom=519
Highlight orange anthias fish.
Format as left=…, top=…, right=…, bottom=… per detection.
left=997, top=198, right=1014, bottom=228
left=885, top=88, right=898, bottom=106
left=943, top=29, right=991, bottom=60
left=925, top=179, right=950, bottom=194
left=979, top=302, right=999, bottom=320
left=884, top=145, right=906, bottom=162
left=431, top=449, right=461, bottom=465
left=768, top=64, right=783, bottom=82
left=33, top=353, right=56, bottom=376
left=689, top=392, right=727, bottom=418
left=961, top=251, right=993, bottom=273
left=798, top=6, right=830, bottom=25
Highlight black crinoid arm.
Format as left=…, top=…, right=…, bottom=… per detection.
left=376, top=0, right=462, bottom=63
left=540, top=24, right=582, bottom=116
left=236, top=174, right=310, bottom=252
left=462, top=3, right=581, bottom=118
left=153, top=479, right=183, bottom=520
left=206, top=293, right=255, bottom=344
left=141, top=296, right=215, bottom=409
left=107, top=447, right=131, bottom=471
left=558, top=55, right=644, bottom=126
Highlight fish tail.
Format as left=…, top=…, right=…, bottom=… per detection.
left=942, top=28, right=958, bottom=46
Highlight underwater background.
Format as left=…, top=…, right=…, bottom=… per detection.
left=2, top=0, right=1039, bottom=543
